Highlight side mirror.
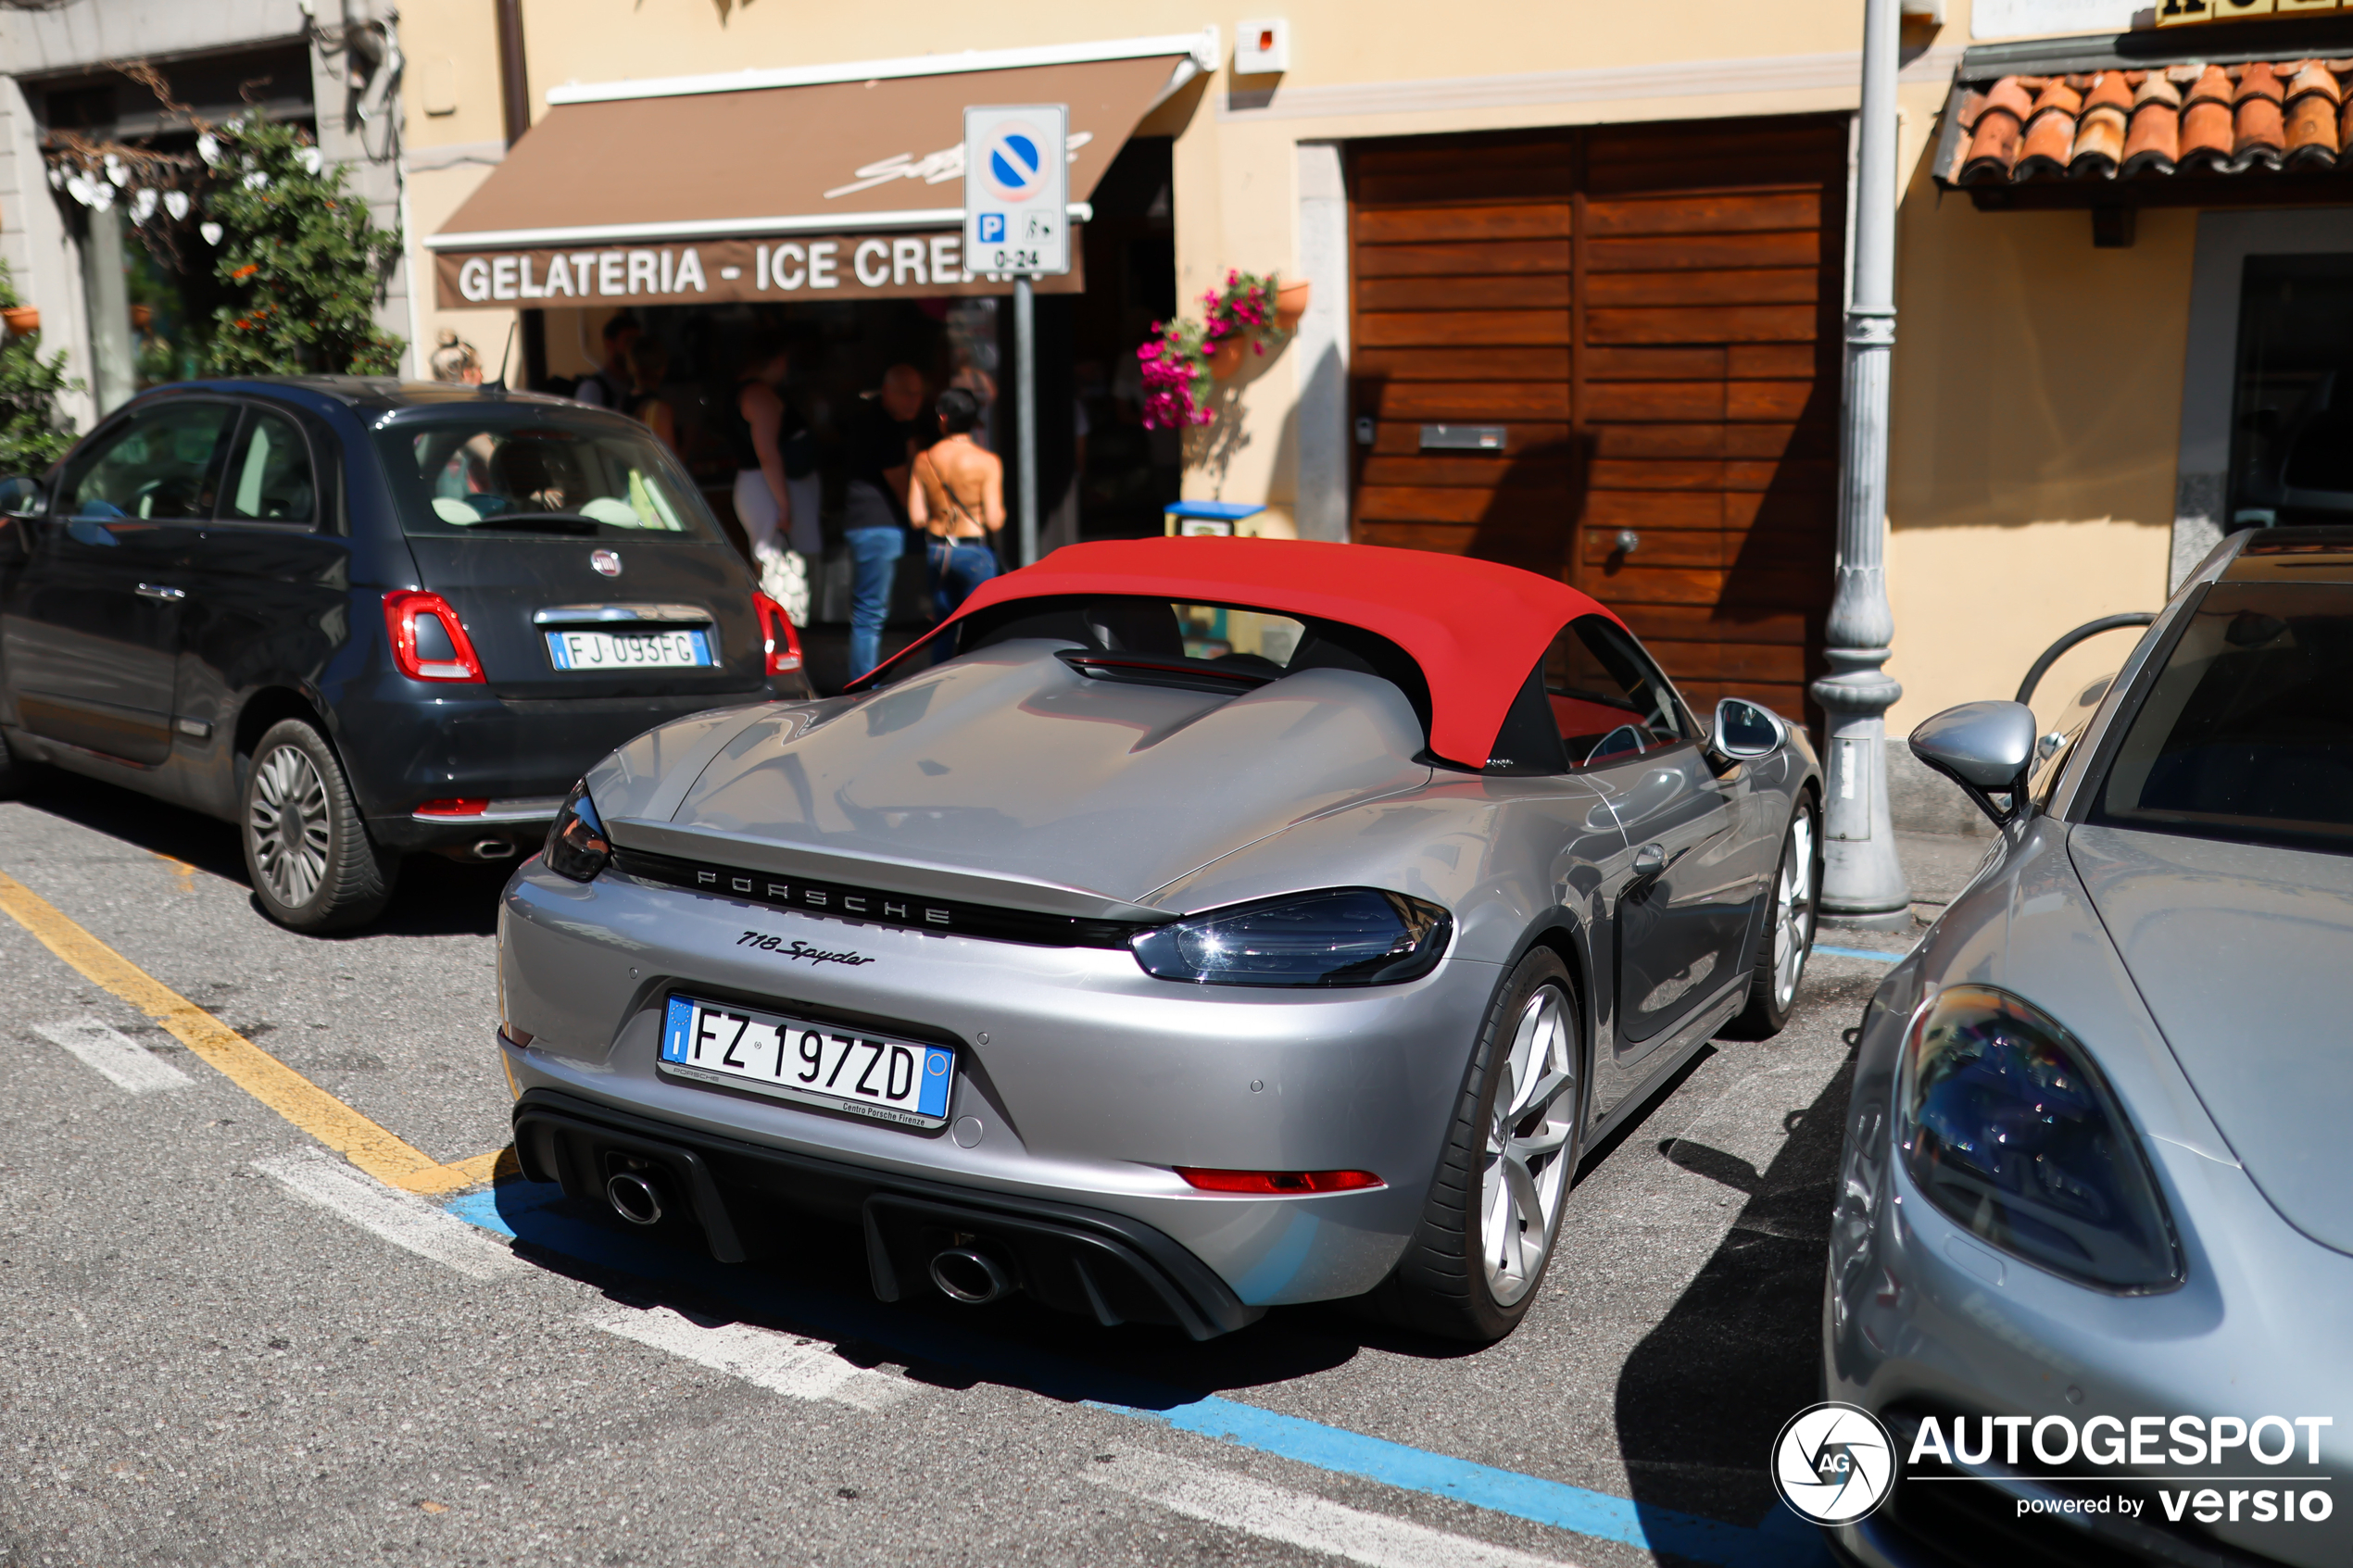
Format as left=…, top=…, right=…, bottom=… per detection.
left=1712, top=696, right=1786, bottom=759
left=1910, top=700, right=2037, bottom=826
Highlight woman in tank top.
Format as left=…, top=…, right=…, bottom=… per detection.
left=906, top=386, right=1005, bottom=626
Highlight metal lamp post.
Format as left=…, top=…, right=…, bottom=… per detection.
left=1813, top=0, right=1912, bottom=930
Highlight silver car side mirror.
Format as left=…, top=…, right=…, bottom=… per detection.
left=1712, top=697, right=1785, bottom=759
left=1910, top=700, right=2037, bottom=826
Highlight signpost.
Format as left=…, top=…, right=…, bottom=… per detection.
left=964, top=105, right=1069, bottom=568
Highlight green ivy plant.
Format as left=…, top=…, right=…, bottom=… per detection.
left=198, top=113, right=404, bottom=377
left=0, top=259, right=81, bottom=473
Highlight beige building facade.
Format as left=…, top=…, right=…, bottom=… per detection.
left=390, top=0, right=2347, bottom=822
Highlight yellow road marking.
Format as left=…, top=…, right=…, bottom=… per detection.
left=151, top=851, right=199, bottom=889
left=0, top=868, right=507, bottom=1196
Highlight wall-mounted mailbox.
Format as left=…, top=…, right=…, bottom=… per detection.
left=1419, top=424, right=1505, bottom=452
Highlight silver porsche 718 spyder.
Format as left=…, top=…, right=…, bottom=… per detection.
left=497, top=537, right=1821, bottom=1342
left=1827, top=524, right=2353, bottom=1567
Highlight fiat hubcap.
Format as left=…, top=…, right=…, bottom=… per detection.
left=1480, top=985, right=1578, bottom=1307
left=250, top=746, right=331, bottom=907
left=1771, top=812, right=1817, bottom=1009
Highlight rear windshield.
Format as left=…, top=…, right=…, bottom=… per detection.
left=375, top=415, right=722, bottom=542
left=2089, top=582, right=2353, bottom=851
left=907, top=593, right=1433, bottom=727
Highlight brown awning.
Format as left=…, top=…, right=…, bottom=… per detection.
left=427, top=34, right=1208, bottom=308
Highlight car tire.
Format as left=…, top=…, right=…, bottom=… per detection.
left=1729, top=797, right=1820, bottom=1039
left=241, top=718, right=399, bottom=933
left=1368, top=947, right=1585, bottom=1343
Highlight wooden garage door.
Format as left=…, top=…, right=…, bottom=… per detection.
left=1350, top=117, right=1845, bottom=724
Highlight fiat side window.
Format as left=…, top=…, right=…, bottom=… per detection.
left=60, top=402, right=239, bottom=521
left=220, top=409, right=317, bottom=523
left=1547, top=614, right=1691, bottom=768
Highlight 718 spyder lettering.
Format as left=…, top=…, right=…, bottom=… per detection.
left=736, top=931, right=876, bottom=967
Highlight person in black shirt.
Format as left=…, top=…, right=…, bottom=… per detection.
left=841, top=364, right=925, bottom=678
left=573, top=314, right=641, bottom=408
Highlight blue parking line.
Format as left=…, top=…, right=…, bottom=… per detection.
left=1811, top=943, right=1902, bottom=963
left=445, top=1181, right=1831, bottom=1568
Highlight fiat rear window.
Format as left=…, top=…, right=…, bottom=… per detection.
left=376, top=415, right=723, bottom=542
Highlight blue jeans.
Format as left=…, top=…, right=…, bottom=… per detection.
left=845, top=524, right=905, bottom=680
left=927, top=537, right=1000, bottom=626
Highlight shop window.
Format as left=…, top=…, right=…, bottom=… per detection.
left=2228, top=256, right=2353, bottom=529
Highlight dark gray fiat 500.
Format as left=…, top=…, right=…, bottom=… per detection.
left=0, top=377, right=808, bottom=931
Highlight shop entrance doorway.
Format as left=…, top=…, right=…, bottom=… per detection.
left=1347, top=116, right=1847, bottom=724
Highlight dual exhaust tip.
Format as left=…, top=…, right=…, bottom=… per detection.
left=602, top=1172, right=1014, bottom=1307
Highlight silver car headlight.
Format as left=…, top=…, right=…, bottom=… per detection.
left=1899, top=985, right=2182, bottom=1292
left=543, top=782, right=611, bottom=883
left=1130, top=888, right=1452, bottom=987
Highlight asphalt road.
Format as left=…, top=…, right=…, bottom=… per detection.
left=0, top=766, right=1928, bottom=1568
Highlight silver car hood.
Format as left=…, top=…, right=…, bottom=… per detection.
left=597, top=641, right=1432, bottom=914
left=2072, top=823, right=2353, bottom=1255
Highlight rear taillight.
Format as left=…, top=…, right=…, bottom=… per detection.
left=751, top=589, right=804, bottom=676
left=384, top=590, right=485, bottom=683
left=1174, top=1168, right=1386, bottom=1195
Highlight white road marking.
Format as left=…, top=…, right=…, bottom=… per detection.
left=1086, top=1449, right=1586, bottom=1568
left=35, top=1015, right=192, bottom=1095
left=255, top=1149, right=526, bottom=1281
left=588, top=1304, right=915, bottom=1411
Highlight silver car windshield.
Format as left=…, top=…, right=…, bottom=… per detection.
left=376, top=418, right=723, bottom=542
left=2091, top=581, right=2353, bottom=849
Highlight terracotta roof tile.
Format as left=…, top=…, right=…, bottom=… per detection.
left=2070, top=72, right=2133, bottom=175
left=1942, top=61, right=2353, bottom=188
left=2122, top=73, right=2183, bottom=175
left=2235, top=62, right=2287, bottom=165
left=2017, top=81, right=2084, bottom=177
left=1959, top=76, right=2035, bottom=182
left=2284, top=64, right=2342, bottom=168
left=2181, top=65, right=2241, bottom=169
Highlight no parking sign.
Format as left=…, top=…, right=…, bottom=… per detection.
left=963, top=105, right=1069, bottom=277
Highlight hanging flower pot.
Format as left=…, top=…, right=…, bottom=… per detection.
left=1206, top=337, right=1249, bottom=380
left=1275, top=280, right=1311, bottom=332
left=2, top=306, right=40, bottom=338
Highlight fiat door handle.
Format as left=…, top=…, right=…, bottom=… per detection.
left=136, top=583, right=185, bottom=601
left=1630, top=842, right=1667, bottom=878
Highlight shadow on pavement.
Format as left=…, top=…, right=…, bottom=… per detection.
left=9, top=762, right=514, bottom=938
left=1612, top=976, right=1876, bottom=1559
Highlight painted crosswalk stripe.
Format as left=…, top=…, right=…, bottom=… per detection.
left=588, top=1304, right=913, bottom=1411
left=35, top=1015, right=193, bottom=1094
left=1088, top=1449, right=1585, bottom=1568
left=256, top=1149, right=526, bottom=1280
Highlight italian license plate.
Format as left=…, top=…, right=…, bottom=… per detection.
left=544, top=628, right=712, bottom=671
left=659, top=995, right=954, bottom=1128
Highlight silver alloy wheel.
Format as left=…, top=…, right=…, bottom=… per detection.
left=249, top=743, right=332, bottom=908
left=1480, top=984, right=1578, bottom=1307
left=1770, top=809, right=1818, bottom=1010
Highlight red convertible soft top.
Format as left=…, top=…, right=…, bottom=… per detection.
left=920, top=537, right=1617, bottom=768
